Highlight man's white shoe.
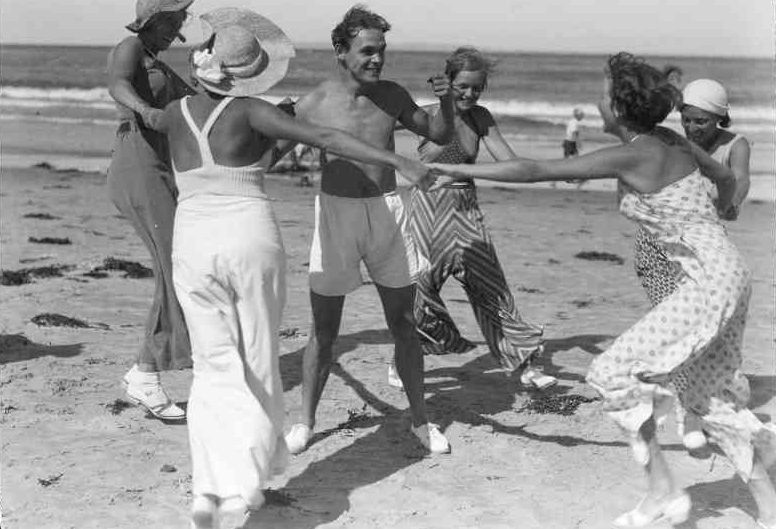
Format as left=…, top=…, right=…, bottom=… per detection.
left=411, top=423, right=451, bottom=454
left=387, top=364, right=404, bottom=389
left=122, top=365, right=186, bottom=421
left=285, top=423, right=313, bottom=455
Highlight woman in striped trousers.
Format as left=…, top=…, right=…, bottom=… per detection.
left=407, top=47, right=556, bottom=389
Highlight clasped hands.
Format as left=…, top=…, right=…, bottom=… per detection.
left=399, top=160, right=460, bottom=192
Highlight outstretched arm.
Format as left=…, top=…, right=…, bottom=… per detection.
left=248, top=99, right=433, bottom=189
left=429, top=144, right=636, bottom=183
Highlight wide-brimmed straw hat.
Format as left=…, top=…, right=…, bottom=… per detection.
left=126, top=0, right=193, bottom=33
left=191, top=7, right=295, bottom=97
left=682, top=79, right=730, bottom=117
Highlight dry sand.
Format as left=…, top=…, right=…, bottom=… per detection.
left=1, top=154, right=774, bottom=529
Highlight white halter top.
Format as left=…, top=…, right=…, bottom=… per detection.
left=173, top=96, right=267, bottom=202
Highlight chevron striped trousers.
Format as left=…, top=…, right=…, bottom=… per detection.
left=409, top=185, right=544, bottom=370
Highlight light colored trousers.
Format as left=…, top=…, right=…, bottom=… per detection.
left=173, top=194, right=288, bottom=510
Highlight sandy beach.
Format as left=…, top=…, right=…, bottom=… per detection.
left=1, top=134, right=774, bottom=528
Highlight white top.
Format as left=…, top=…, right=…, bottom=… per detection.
left=173, top=96, right=267, bottom=202
left=565, top=119, right=580, bottom=142
left=710, top=134, right=745, bottom=168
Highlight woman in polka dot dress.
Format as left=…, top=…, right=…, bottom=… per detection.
left=427, top=52, right=776, bottom=528
left=634, top=78, right=754, bottom=454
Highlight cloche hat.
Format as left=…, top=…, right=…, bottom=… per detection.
left=191, top=7, right=295, bottom=97
left=682, top=79, right=730, bottom=117
left=126, top=0, right=193, bottom=33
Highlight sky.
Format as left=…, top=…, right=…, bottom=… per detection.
left=1, top=0, right=773, bottom=57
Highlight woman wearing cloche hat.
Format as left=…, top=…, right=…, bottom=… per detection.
left=681, top=79, right=751, bottom=209
left=107, top=0, right=197, bottom=422
left=146, top=8, right=434, bottom=528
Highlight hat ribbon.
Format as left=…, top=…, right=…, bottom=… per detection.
left=193, top=49, right=226, bottom=83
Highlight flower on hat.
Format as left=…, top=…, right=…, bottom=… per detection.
left=192, top=49, right=226, bottom=84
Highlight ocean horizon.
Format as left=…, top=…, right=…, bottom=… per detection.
left=1, top=44, right=773, bottom=201
left=1, top=41, right=771, bottom=59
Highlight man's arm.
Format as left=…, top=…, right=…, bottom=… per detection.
left=248, top=99, right=433, bottom=189
left=397, top=76, right=454, bottom=144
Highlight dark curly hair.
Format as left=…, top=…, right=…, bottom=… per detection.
left=331, top=5, right=391, bottom=52
left=607, top=52, right=680, bottom=133
left=444, top=47, right=496, bottom=85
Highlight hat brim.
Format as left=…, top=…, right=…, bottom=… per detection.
left=681, top=96, right=729, bottom=117
left=126, top=0, right=194, bottom=33
left=197, top=8, right=295, bottom=97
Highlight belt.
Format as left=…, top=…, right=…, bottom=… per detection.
left=443, top=179, right=475, bottom=189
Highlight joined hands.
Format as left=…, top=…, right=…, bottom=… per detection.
left=427, top=74, right=452, bottom=99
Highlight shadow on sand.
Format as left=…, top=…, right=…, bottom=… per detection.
left=259, top=331, right=641, bottom=528
left=675, top=465, right=776, bottom=529
left=0, top=333, right=83, bottom=364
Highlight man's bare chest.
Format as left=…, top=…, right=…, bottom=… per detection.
left=308, top=97, right=398, bottom=140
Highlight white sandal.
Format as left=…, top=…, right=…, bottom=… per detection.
left=122, top=365, right=186, bottom=421
left=519, top=368, right=557, bottom=390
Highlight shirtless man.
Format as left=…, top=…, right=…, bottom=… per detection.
left=284, top=6, right=455, bottom=455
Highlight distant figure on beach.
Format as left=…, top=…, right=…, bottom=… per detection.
left=562, top=107, right=585, bottom=158
left=406, top=46, right=555, bottom=390
left=280, top=5, right=456, bottom=456
left=107, top=0, right=195, bottom=422
left=428, top=52, right=776, bottom=529
left=147, top=8, right=434, bottom=528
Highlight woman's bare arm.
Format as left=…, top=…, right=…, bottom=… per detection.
left=107, top=37, right=161, bottom=126
left=687, top=141, right=737, bottom=219
left=480, top=125, right=517, bottom=161
left=728, top=138, right=751, bottom=208
left=429, top=143, right=636, bottom=183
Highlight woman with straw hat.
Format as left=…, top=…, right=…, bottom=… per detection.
left=107, top=0, right=196, bottom=422
left=148, top=8, right=433, bottom=527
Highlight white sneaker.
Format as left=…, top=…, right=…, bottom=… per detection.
left=411, top=423, right=451, bottom=454
left=122, top=365, right=185, bottom=421
left=519, top=367, right=557, bottom=390
left=387, top=364, right=404, bottom=389
left=285, top=423, right=313, bottom=455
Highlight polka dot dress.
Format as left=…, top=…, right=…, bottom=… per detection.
left=587, top=170, right=775, bottom=479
